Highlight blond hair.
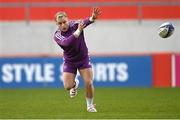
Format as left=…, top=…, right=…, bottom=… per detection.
left=55, top=11, right=67, bottom=22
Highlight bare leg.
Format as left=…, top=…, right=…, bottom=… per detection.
left=63, top=72, right=76, bottom=90
left=79, top=68, right=97, bottom=112
left=79, top=68, right=94, bottom=99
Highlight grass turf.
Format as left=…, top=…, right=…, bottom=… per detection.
left=0, top=87, right=180, bottom=119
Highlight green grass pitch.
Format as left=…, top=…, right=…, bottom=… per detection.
left=0, top=87, right=180, bottom=119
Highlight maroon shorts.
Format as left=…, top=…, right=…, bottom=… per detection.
left=63, top=57, right=92, bottom=74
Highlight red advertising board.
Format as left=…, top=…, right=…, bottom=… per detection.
left=175, top=54, right=180, bottom=87
left=152, top=53, right=172, bottom=87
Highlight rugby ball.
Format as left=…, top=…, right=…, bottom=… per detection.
left=158, top=22, right=174, bottom=38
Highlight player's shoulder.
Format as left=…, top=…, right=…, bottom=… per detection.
left=54, top=29, right=65, bottom=40
left=54, top=29, right=61, bottom=35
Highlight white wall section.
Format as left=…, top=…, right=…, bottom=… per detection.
left=0, top=20, right=179, bottom=55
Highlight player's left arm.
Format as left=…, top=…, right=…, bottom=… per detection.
left=83, top=7, right=101, bottom=27
left=73, top=8, right=101, bottom=38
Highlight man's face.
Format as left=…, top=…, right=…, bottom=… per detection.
left=56, top=16, right=69, bottom=32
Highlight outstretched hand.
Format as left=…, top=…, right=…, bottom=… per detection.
left=91, top=7, right=101, bottom=21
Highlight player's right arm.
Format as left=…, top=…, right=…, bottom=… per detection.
left=54, top=23, right=85, bottom=46
left=54, top=21, right=84, bottom=46
left=54, top=32, right=76, bottom=46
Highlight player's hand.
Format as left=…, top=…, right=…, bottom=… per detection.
left=73, top=20, right=86, bottom=38
left=91, top=7, right=101, bottom=21
left=78, top=20, right=86, bottom=32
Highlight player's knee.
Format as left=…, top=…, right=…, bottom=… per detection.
left=64, top=83, right=73, bottom=90
left=64, top=86, right=71, bottom=90
left=85, top=79, right=93, bottom=87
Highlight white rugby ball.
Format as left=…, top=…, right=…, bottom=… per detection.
left=158, top=22, right=174, bottom=38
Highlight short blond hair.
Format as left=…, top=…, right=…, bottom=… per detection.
left=55, top=11, right=67, bottom=22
